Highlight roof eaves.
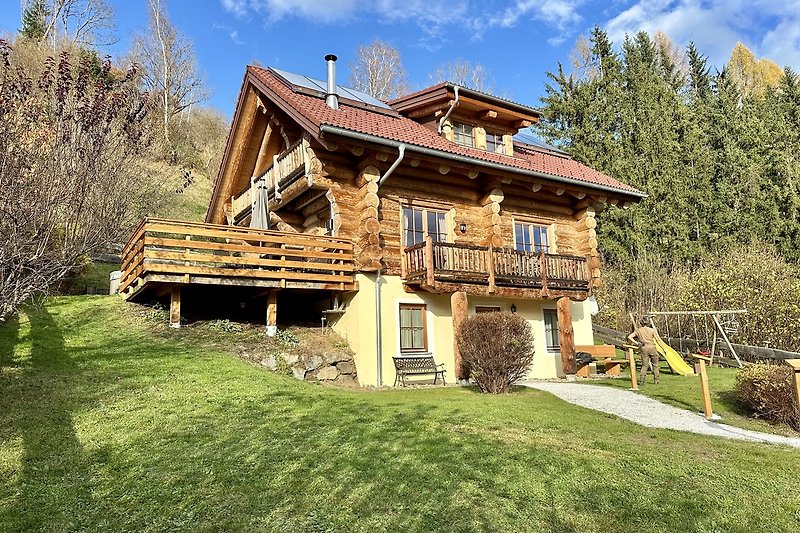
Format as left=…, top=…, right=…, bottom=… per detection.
left=319, top=124, right=647, bottom=199
left=441, top=82, right=542, bottom=118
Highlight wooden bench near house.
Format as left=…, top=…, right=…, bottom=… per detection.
left=575, top=344, right=629, bottom=377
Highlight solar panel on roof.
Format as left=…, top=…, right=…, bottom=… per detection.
left=513, top=132, right=568, bottom=155
left=270, top=67, right=392, bottom=110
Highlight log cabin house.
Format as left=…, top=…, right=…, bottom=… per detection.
left=120, top=55, right=645, bottom=386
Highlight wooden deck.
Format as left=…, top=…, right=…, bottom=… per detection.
left=402, top=237, right=590, bottom=299
left=120, top=218, right=357, bottom=301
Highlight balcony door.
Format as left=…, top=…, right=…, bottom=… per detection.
left=402, top=206, right=448, bottom=247
left=514, top=221, right=550, bottom=253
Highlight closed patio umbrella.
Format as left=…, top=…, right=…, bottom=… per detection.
left=249, top=178, right=270, bottom=230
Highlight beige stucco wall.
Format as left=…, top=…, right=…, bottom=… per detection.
left=330, top=273, right=595, bottom=387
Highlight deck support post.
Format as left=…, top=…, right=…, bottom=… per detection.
left=451, top=291, right=469, bottom=381
left=787, top=359, right=800, bottom=416
left=557, top=296, right=576, bottom=375
left=169, top=286, right=181, bottom=328
left=698, top=359, right=714, bottom=418
left=266, top=290, right=278, bottom=337
left=486, top=244, right=496, bottom=293
left=424, top=236, right=435, bottom=286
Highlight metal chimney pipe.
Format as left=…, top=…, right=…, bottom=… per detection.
left=324, top=54, right=339, bottom=110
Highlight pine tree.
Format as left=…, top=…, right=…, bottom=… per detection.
left=19, top=0, right=48, bottom=42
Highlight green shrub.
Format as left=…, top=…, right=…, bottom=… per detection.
left=735, top=363, right=800, bottom=430
left=275, top=329, right=300, bottom=347
left=208, top=319, right=243, bottom=333
left=457, top=312, right=534, bottom=394
left=144, top=302, right=169, bottom=324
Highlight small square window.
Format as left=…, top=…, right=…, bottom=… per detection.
left=486, top=132, right=504, bottom=153
left=453, top=123, right=474, bottom=147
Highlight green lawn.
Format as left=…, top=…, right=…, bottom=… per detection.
left=2, top=297, right=799, bottom=532
left=586, top=361, right=800, bottom=437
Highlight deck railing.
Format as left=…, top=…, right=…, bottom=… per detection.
left=402, top=237, right=589, bottom=293
left=120, top=218, right=355, bottom=296
left=230, top=138, right=309, bottom=221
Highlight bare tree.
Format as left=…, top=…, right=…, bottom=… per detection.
left=130, top=0, right=207, bottom=145
left=569, top=34, right=598, bottom=80
left=0, top=40, right=160, bottom=321
left=430, top=58, right=493, bottom=92
left=41, top=0, right=117, bottom=47
left=348, top=40, right=410, bottom=100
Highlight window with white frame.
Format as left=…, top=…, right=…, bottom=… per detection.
left=402, top=206, right=448, bottom=246
left=543, top=309, right=559, bottom=352
left=514, top=221, right=550, bottom=253
left=485, top=132, right=504, bottom=153
left=453, top=122, right=474, bottom=147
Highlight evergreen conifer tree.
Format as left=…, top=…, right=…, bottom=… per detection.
left=19, top=0, right=47, bottom=42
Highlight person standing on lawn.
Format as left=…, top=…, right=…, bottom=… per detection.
left=628, top=317, right=660, bottom=385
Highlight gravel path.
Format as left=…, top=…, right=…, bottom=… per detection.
left=521, top=381, right=800, bottom=448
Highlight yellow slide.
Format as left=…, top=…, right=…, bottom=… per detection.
left=653, top=333, right=695, bottom=376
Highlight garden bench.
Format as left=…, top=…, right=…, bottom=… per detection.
left=393, top=355, right=446, bottom=387
left=575, top=344, right=629, bottom=377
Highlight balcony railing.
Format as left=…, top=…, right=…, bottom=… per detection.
left=231, top=138, right=309, bottom=222
left=402, top=237, right=589, bottom=294
left=120, top=218, right=356, bottom=297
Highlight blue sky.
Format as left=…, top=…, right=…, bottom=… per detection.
left=2, top=1, right=800, bottom=118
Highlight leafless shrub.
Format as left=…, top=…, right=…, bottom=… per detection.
left=0, top=39, right=159, bottom=321
left=736, top=364, right=800, bottom=430
left=457, top=312, right=534, bottom=394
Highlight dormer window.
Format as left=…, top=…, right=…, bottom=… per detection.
left=486, top=132, right=504, bottom=153
left=453, top=123, right=474, bottom=147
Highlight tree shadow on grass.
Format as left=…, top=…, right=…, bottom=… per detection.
left=0, top=314, right=21, bottom=371
left=2, top=306, right=97, bottom=532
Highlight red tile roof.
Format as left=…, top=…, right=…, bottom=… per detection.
left=248, top=66, right=643, bottom=197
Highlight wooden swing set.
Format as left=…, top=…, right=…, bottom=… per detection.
left=626, top=309, right=747, bottom=419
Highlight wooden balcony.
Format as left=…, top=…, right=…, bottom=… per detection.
left=402, top=237, right=590, bottom=299
left=120, top=218, right=357, bottom=300
left=231, top=138, right=309, bottom=223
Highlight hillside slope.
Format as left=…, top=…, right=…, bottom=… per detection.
left=1, top=296, right=798, bottom=532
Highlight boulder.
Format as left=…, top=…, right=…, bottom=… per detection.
left=282, top=352, right=300, bottom=365
left=305, top=355, right=325, bottom=371
left=260, top=354, right=277, bottom=371
left=324, top=351, right=350, bottom=365
left=336, top=361, right=356, bottom=375
left=291, top=366, right=306, bottom=381
left=335, top=374, right=358, bottom=387
left=316, top=365, right=339, bottom=381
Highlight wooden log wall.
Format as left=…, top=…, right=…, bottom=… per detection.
left=355, top=165, right=383, bottom=270
left=572, top=206, right=601, bottom=288
left=253, top=145, right=602, bottom=279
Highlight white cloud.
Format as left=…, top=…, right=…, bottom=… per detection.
left=221, top=0, right=466, bottom=25
left=219, top=0, right=582, bottom=45
left=604, top=0, right=800, bottom=69
left=469, top=0, right=585, bottom=43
